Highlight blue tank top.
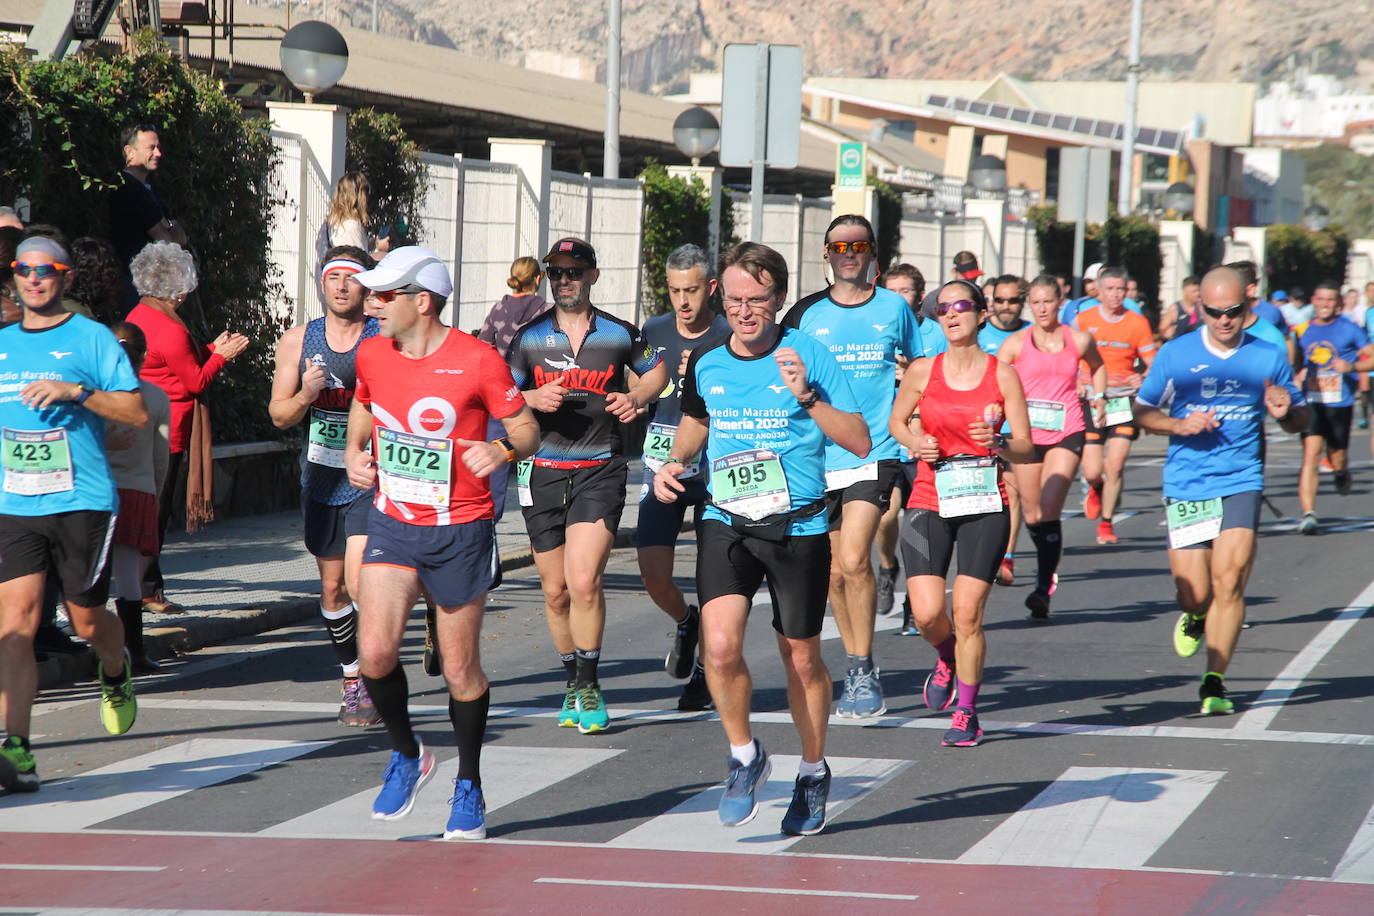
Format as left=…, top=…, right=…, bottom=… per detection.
left=299, top=316, right=379, bottom=505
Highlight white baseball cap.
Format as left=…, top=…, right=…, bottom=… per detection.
left=1083, top=262, right=1104, bottom=281
left=353, top=246, right=454, bottom=297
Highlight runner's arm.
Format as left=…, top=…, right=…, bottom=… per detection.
left=994, top=361, right=1035, bottom=464
left=267, top=326, right=318, bottom=429
left=497, top=405, right=540, bottom=459
left=625, top=360, right=669, bottom=413
left=1352, top=343, right=1374, bottom=373
left=888, top=358, right=930, bottom=454
left=343, top=397, right=377, bottom=490
left=653, top=413, right=708, bottom=503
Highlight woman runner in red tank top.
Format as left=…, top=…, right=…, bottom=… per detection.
left=997, top=275, right=1107, bottom=619
left=889, top=279, right=1032, bottom=748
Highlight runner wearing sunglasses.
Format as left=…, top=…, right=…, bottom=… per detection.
left=1134, top=267, right=1306, bottom=714
left=978, top=274, right=1031, bottom=586
left=889, top=280, right=1033, bottom=747
left=780, top=215, right=920, bottom=719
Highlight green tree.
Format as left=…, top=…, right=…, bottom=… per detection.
left=346, top=107, right=429, bottom=244
left=1028, top=205, right=1162, bottom=306
left=0, top=36, right=283, bottom=443
left=638, top=160, right=735, bottom=316
left=1298, top=144, right=1374, bottom=239
left=1266, top=224, right=1349, bottom=294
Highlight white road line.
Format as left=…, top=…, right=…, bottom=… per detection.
left=1234, top=576, right=1374, bottom=733
left=606, top=755, right=910, bottom=855
left=0, top=864, right=166, bottom=872
left=130, top=697, right=1374, bottom=747
left=958, top=766, right=1224, bottom=868
left=0, top=738, right=327, bottom=832
left=260, top=746, right=621, bottom=839
left=1334, top=797, right=1374, bottom=882
left=533, top=877, right=918, bottom=900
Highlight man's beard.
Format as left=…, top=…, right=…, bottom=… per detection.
left=554, top=291, right=581, bottom=309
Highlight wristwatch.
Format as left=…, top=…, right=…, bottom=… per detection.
left=796, top=389, right=819, bottom=410
left=491, top=436, right=517, bottom=463
left=74, top=384, right=93, bottom=406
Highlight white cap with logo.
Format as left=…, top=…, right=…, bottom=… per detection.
left=353, top=246, right=454, bottom=297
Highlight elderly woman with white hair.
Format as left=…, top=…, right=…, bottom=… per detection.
left=126, top=241, right=248, bottom=612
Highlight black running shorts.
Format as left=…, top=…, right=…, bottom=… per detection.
left=521, top=457, right=628, bottom=553
left=0, top=510, right=115, bottom=607
left=900, top=508, right=1010, bottom=584
left=825, top=459, right=903, bottom=531
left=1305, top=404, right=1353, bottom=452
left=302, top=491, right=372, bottom=558
left=696, top=519, right=829, bottom=639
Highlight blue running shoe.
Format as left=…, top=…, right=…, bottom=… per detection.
left=371, top=743, right=435, bottom=820
left=558, top=683, right=579, bottom=727
left=576, top=685, right=610, bottom=734
left=834, top=672, right=856, bottom=718
left=850, top=668, right=886, bottom=718
left=718, top=741, right=771, bottom=827
left=443, top=778, right=486, bottom=840
left=941, top=707, right=983, bottom=747
left=780, top=768, right=831, bottom=836
left=923, top=657, right=956, bottom=711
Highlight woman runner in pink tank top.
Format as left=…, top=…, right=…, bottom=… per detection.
left=888, top=279, right=1032, bottom=749
left=997, top=275, right=1107, bottom=620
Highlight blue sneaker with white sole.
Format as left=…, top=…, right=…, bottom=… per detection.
left=371, top=744, right=435, bottom=820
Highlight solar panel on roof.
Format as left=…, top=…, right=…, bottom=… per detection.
left=1010, top=109, right=1031, bottom=123
left=1093, top=121, right=1114, bottom=138
left=927, top=95, right=948, bottom=107
left=989, top=104, right=1009, bottom=118
left=1032, top=111, right=1052, bottom=127
left=1052, top=114, right=1072, bottom=131
left=969, top=100, right=990, bottom=115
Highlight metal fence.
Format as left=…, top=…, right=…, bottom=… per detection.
left=268, top=130, right=330, bottom=325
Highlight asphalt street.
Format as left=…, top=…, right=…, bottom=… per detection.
left=6, top=432, right=1374, bottom=914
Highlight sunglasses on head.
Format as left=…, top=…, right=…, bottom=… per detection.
left=826, top=240, right=872, bottom=255
left=368, top=287, right=422, bottom=303
left=546, top=267, right=588, bottom=281
left=1203, top=303, right=1245, bottom=320
left=935, top=299, right=980, bottom=316
left=11, top=261, right=70, bottom=279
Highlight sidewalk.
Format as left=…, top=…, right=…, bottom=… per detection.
left=38, top=459, right=651, bottom=688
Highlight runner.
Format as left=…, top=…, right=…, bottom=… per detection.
left=1074, top=266, right=1157, bottom=544
left=507, top=237, right=666, bottom=734
left=1160, top=276, right=1203, bottom=341
left=343, top=246, right=538, bottom=838
left=781, top=214, right=920, bottom=718
left=1291, top=280, right=1374, bottom=534
left=996, top=275, right=1106, bottom=618
left=654, top=241, right=868, bottom=835
left=636, top=243, right=730, bottom=712
left=978, top=274, right=1029, bottom=586
left=0, top=235, right=148, bottom=793
left=1134, top=266, right=1306, bottom=714
left=269, top=245, right=381, bottom=726
left=889, top=279, right=1032, bottom=748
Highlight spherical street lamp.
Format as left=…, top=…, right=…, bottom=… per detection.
left=672, top=106, right=721, bottom=168
left=1303, top=203, right=1331, bottom=231
left=969, top=154, right=1008, bottom=193
left=1164, top=181, right=1195, bottom=217
left=280, top=21, right=349, bottom=104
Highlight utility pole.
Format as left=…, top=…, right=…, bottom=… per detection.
left=603, top=0, right=621, bottom=179
left=1119, top=0, right=1143, bottom=215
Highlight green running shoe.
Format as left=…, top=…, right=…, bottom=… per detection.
left=99, top=651, right=138, bottom=735
left=576, top=684, right=610, bottom=734
left=1173, top=613, right=1206, bottom=658
left=0, top=736, right=39, bottom=792
left=1199, top=672, right=1234, bottom=715
left=558, top=682, right=579, bottom=727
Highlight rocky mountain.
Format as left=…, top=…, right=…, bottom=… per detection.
left=271, top=0, right=1374, bottom=94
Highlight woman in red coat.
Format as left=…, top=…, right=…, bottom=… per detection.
left=127, top=241, right=248, bottom=612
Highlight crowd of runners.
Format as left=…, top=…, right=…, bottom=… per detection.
left=5, top=146, right=1366, bottom=840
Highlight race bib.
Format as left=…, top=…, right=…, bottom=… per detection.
left=516, top=460, right=533, bottom=507
left=3, top=428, right=74, bottom=496
left=1308, top=370, right=1343, bottom=405
left=1104, top=396, right=1133, bottom=427
left=935, top=456, right=1000, bottom=518
left=1166, top=497, right=1223, bottom=549
left=710, top=449, right=789, bottom=521
left=306, top=408, right=349, bottom=468
left=825, top=461, right=878, bottom=492
left=1027, top=399, right=1066, bottom=432
left=375, top=427, right=451, bottom=507
left=642, top=421, right=700, bottom=477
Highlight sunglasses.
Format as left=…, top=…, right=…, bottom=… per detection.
left=992, top=296, right=1023, bottom=305
left=11, top=261, right=70, bottom=279
left=368, top=288, right=421, bottom=303
left=935, top=299, right=980, bottom=316
left=1203, top=303, right=1245, bottom=320
left=546, top=267, right=588, bottom=281
left=826, top=240, right=872, bottom=255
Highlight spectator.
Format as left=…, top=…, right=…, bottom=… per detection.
left=478, top=256, right=549, bottom=358
left=127, top=241, right=249, bottom=612
left=105, top=321, right=172, bottom=673
left=110, top=124, right=187, bottom=309
left=0, top=205, right=22, bottom=229
left=326, top=172, right=386, bottom=257
left=0, top=226, right=20, bottom=327
left=68, top=237, right=125, bottom=324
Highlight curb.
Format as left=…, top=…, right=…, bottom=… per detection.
left=38, top=531, right=638, bottom=690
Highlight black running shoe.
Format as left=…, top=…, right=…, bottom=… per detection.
left=677, top=666, right=713, bottom=712
left=666, top=606, right=700, bottom=681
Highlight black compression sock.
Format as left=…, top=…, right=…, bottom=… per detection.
left=360, top=664, right=419, bottom=758
left=449, top=689, right=491, bottom=787
left=560, top=652, right=577, bottom=682
left=321, top=603, right=359, bottom=670
left=1027, top=521, right=1063, bottom=591
left=574, top=647, right=601, bottom=688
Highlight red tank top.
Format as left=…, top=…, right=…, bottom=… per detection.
left=908, top=353, right=1007, bottom=511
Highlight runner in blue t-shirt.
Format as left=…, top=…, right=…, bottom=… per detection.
left=1135, top=266, right=1307, bottom=716
left=655, top=241, right=868, bottom=838
left=1290, top=281, right=1374, bottom=533
left=0, top=235, right=149, bottom=794
left=779, top=215, right=918, bottom=719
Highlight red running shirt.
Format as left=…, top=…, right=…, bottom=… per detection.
left=907, top=353, right=1007, bottom=511
left=355, top=330, right=524, bottom=526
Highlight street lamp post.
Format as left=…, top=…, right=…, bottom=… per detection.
left=279, top=20, right=349, bottom=103
left=672, top=106, right=723, bottom=266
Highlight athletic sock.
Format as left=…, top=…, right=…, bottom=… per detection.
left=935, top=635, right=957, bottom=663
left=559, top=652, right=577, bottom=682
left=449, top=689, right=490, bottom=787
left=730, top=740, right=757, bottom=766
left=1027, top=521, right=1063, bottom=591
left=320, top=602, right=359, bottom=671
left=846, top=653, right=874, bottom=675
left=798, top=758, right=827, bottom=779
left=956, top=678, right=980, bottom=713
left=360, top=664, right=419, bottom=758
left=574, top=647, right=601, bottom=688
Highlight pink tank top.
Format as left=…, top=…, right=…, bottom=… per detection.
left=1013, top=326, right=1086, bottom=446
